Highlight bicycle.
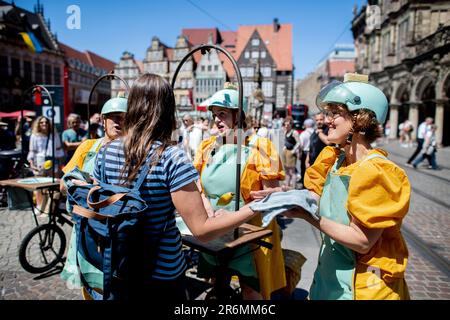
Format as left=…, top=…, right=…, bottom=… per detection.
left=18, top=187, right=73, bottom=274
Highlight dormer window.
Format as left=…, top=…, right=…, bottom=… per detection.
left=252, top=38, right=260, bottom=46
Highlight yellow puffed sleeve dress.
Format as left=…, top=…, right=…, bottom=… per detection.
left=194, top=135, right=286, bottom=300
left=304, top=146, right=410, bottom=300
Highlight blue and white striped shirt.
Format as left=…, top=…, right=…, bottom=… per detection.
left=93, top=139, right=199, bottom=280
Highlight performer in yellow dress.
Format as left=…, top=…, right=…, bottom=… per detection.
left=60, top=95, right=127, bottom=298
left=275, top=74, right=411, bottom=299
left=193, top=84, right=286, bottom=300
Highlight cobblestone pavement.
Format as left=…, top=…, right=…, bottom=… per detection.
left=1, top=139, right=449, bottom=300
left=379, top=139, right=450, bottom=300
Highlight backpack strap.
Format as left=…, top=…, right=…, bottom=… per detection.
left=131, top=146, right=160, bottom=191
left=86, top=185, right=128, bottom=210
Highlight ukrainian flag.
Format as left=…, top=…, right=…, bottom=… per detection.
left=19, top=32, right=43, bottom=53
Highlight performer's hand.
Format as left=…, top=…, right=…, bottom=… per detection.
left=72, top=179, right=88, bottom=186
left=282, top=207, right=310, bottom=220
left=249, top=185, right=291, bottom=200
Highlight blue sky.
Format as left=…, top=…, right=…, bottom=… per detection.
left=16, top=0, right=366, bottom=79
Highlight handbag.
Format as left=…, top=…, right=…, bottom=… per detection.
left=425, top=145, right=435, bottom=155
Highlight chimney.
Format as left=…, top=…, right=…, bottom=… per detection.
left=273, top=18, right=280, bottom=32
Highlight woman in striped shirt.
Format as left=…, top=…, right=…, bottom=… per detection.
left=94, top=73, right=257, bottom=300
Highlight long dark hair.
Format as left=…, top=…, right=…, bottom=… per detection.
left=120, top=73, right=176, bottom=184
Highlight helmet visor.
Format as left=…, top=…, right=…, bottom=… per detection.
left=316, top=80, right=361, bottom=109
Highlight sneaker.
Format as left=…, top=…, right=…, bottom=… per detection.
left=405, top=163, right=413, bottom=168
left=412, top=164, right=417, bottom=169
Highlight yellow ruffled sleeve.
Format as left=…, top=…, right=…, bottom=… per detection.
left=304, top=146, right=339, bottom=195
left=62, top=139, right=98, bottom=174
left=252, top=137, right=285, bottom=181
left=193, top=136, right=216, bottom=174
left=347, top=158, right=411, bottom=229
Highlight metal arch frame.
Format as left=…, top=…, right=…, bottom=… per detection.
left=171, top=44, right=244, bottom=239
left=21, top=85, right=55, bottom=182
left=87, top=72, right=130, bottom=133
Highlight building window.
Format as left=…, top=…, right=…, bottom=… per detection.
left=261, top=51, right=267, bottom=59
left=24, top=61, right=32, bottom=84
left=0, top=56, right=8, bottom=80
left=251, top=51, right=259, bottom=59
left=54, top=66, right=61, bottom=85
left=252, top=38, right=260, bottom=46
left=262, top=81, right=273, bottom=97
left=247, top=67, right=254, bottom=77
left=214, top=65, right=218, bottom=71
left=35, top=62, right=43, bottom=83
left=45, top=65, right=52, bottom=84
left=201, top=65, right=205, bottom=72
left=207, top=65, right=212, bottom=72
left=243, top=81, right=256, bottom=97
left=244, top=51, right=250, bottom=59
left=11, top=58, right=20, bottom=77
left=261, top=67, right=271, bottom=77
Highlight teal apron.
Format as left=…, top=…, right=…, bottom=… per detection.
left=198, top=136, right=258, bottom=279
left=309, top=152, right=387, bottom=300
left=60, top=138, right=104, bottom=290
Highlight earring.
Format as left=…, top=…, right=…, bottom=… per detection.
left=346, top=131, right=354, bottom=145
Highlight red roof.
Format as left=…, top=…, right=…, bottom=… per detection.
left=182, top=28, right=220, bottom=46
left=135, top=60, right=144, bottom=73
left=165, top=47, right=174, bottom=60
left=327, top=60, right=355, bottom=78
left=59, top=42, right=116, bottom=72
left=59, top=42, right=91, bottom=65
left=220, top=31, right=237, bottom=53
left=235, top=23, right=293, bottom=71
left=86, top=51, right=116, bottom=72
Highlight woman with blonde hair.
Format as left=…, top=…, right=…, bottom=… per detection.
left=27, top=116, right=64, bottom=210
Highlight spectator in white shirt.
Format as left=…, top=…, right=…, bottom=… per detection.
left=407, top=117, right=433, bottom=166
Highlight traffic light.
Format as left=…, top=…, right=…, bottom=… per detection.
left=33, top=87, right=42, bottom=106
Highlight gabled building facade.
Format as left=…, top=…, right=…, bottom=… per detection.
left=112, top=51, right=142, bottom=98
left=235, top=20, right=294, bottom=122
left=143, top=36, right=172, bottom=83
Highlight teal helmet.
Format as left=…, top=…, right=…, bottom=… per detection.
left=101, top=96, right=127, bottom=115
left=316, top=79, right=388, bottom=123
left=207, top=88, right=248, bottom=114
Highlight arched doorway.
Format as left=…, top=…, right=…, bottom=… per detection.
left=396, top=84, right=410, bottom=137
left=443, top=74, right=450, bottom=146
left=420, top=83, right=436, bottom=124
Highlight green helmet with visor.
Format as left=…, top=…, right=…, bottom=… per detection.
left=315, top=76, right=388, bottom=123
left=101, top=95, right=128, bottom=115
left=207, top=88, right=248, bottom=114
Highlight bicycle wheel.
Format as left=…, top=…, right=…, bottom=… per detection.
left=19, top=224, right=66, bottom=274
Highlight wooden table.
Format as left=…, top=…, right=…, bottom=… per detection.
left=182, top=223, right=273, bottom=256
left=0, top=177, right=60, bottom=192
left=0, top=177, right=62, bottom=227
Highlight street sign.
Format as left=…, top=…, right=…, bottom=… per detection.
left=35, top=85, right=64, bottom=133
left=42, top=106, right=61, bottom=124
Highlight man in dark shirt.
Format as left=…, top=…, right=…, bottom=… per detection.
left=308, top=112, right=330, bottom=166
left=0, top=122, right=16, bottom=151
